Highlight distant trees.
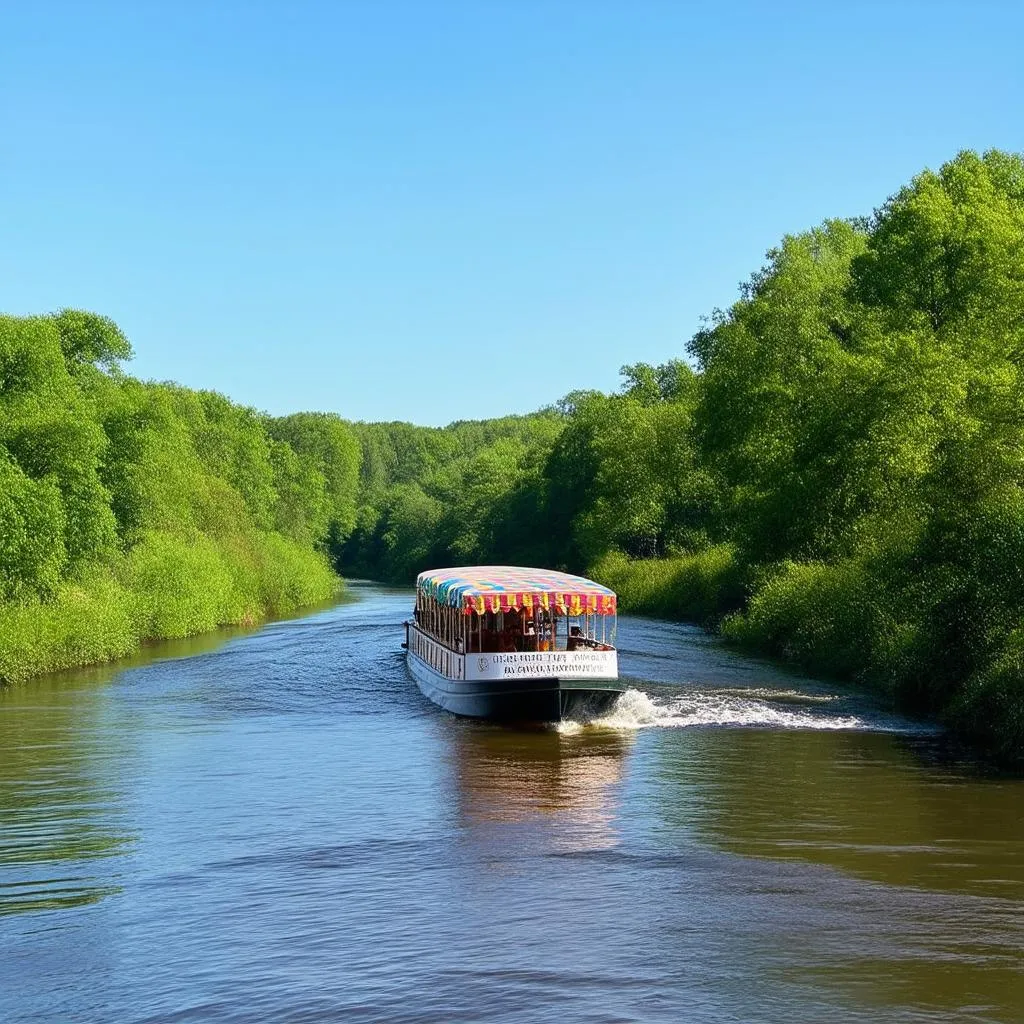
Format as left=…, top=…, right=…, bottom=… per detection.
left=336, top=362, right=712, bottom=575
left=267, top=412, right=361, bottom=551
left=338, top=415, right=562, bottom=578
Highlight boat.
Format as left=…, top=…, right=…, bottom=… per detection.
left=403, top=566, right=623, bottom=722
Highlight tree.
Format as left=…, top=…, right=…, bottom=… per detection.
left=0, top=315, right=118, bottom=571
left=51, top=309, right=133, bottom=371
left=267, top=412, right=361, bottom=551
left=690, top=219, right=871, bottom=562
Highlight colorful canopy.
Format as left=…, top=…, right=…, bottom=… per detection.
left=416, top=566, right=617, bottom=616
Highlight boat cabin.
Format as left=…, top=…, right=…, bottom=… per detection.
left=412, top=566, right=617, bottom=655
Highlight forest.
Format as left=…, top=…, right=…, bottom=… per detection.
left=3, top=149, right=1024, bottom=762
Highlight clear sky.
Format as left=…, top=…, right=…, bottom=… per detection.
left=3, top=1, right=1021, bottom=425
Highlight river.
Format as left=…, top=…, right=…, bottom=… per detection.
left=1, top=582, right=1022, bottom=1023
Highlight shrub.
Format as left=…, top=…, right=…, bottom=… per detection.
left=721, top=558, right=883, bottom=682
left=0, top=566, right=137, bottom=683
left=589, top=545, right=743, bottom=626
left=950, top=632, right=1024, bottom=767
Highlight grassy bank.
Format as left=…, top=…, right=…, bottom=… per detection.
left=0, top=529, right=340, bottom=685
left=588, top=547, right=744, bottom=628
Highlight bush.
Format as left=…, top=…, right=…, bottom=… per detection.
left=0, top=566, right=137, bottom=683
left=0, top=528, right=341, bottom=684
left=950, top=632, right=1024, bottom=768
left=721, top=558, right=883, bottom=681
left=589, top=545, right=743, bottom=626
left=121, top=530, right=246, bottom=639
left=247, top=531, right=339, bottom=614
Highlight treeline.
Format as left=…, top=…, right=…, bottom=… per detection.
left=0, top=310, right=360, bottom=681
left=339, top=363, right=707, bottom=575
left=341, top=150, right=1024, bottom=763
left=5, top=148, right=1023, bottom=762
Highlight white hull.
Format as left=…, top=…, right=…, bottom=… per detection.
left=406, top=641, right=622, bottom=722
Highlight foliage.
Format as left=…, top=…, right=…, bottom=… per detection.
left=590, top=547, right=743, bottom=627
left=720, top=559, right=890, bottom=683
left=0, top=567, right=138, bottom=684
left=266, top=412, right=361, bottom=552
left=338, top=413, right=564, bottom=578
left=51, top=309, right=133, bottom=371
left=692, top=149, right=1024, bottom=760
left=334, top=148, right=1024, bottom=763
left=0, top=313, right=342, bottom=683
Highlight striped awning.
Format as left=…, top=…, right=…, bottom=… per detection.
left=416, top=566, right=617, bottom=616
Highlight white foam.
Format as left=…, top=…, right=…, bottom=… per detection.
left=584, top=688, right=866, bottom=732
left=554, top=719, right=585, bottom=735
left=721, top=687, right=841, bottom=704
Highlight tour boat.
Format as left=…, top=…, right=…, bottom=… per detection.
left=403, top=566, right=623, bottom=722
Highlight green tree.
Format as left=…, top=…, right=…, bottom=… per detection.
left=51, top=309, right=133, bottom=371
left=267, top=412, right=361, bottom=551
left=0, top=315, right=118, bottom=572
left=690, top=219, right=871, bottom=562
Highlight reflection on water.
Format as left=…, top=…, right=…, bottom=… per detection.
left=443, top=722, right=632, bottom=849
left=0, top=674, right=133, bottom=914
left=655, top=728, right=1024, bottom=899
left=0, top=621, right=287, bottom=917
left=1, top=582, right=1023, bottom=1023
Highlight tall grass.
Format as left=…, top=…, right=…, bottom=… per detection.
left=602, top=549, right=918, bottom=701
left=0, top=529, right=340, bottom=685
left=719, top=559, right=889, bottom=683
left=0, top=567, right=137, bottom=684
left=951, top=630, right=1024, bottom=767
left=589, top=545, right=744, bottom=626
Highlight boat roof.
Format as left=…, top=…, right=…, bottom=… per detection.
left=416, top=565, right=617, bottom=615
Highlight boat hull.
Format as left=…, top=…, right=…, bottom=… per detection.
left=406, top=649, right=623, bottom=722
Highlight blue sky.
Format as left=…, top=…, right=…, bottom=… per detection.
left=3, top=1, right=1021, bottom=425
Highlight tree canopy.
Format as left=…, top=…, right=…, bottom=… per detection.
left=4, top=149, right=1024, bottom=763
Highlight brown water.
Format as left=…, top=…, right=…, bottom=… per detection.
left=1, top=582, right=1022, bottom=1023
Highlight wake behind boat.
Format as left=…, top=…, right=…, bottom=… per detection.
left=403, top=566, right=623, bottom=722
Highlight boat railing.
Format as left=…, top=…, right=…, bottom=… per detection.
left=409, top=621, right=614, bottom=655
left=408, top=623, right=465, bottom=680
left=408, top=620, right=618, bottom=683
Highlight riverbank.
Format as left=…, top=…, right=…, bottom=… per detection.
left=589, top=549, right=1024, bottom=770
left=0, top=529, right=340, bottom=686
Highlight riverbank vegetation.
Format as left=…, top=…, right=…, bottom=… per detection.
left=0, top=311, right=358, bottom=682
left=4, top=148, right=1023, bottom=764
left=338, top=150, right=1024, bottom=764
